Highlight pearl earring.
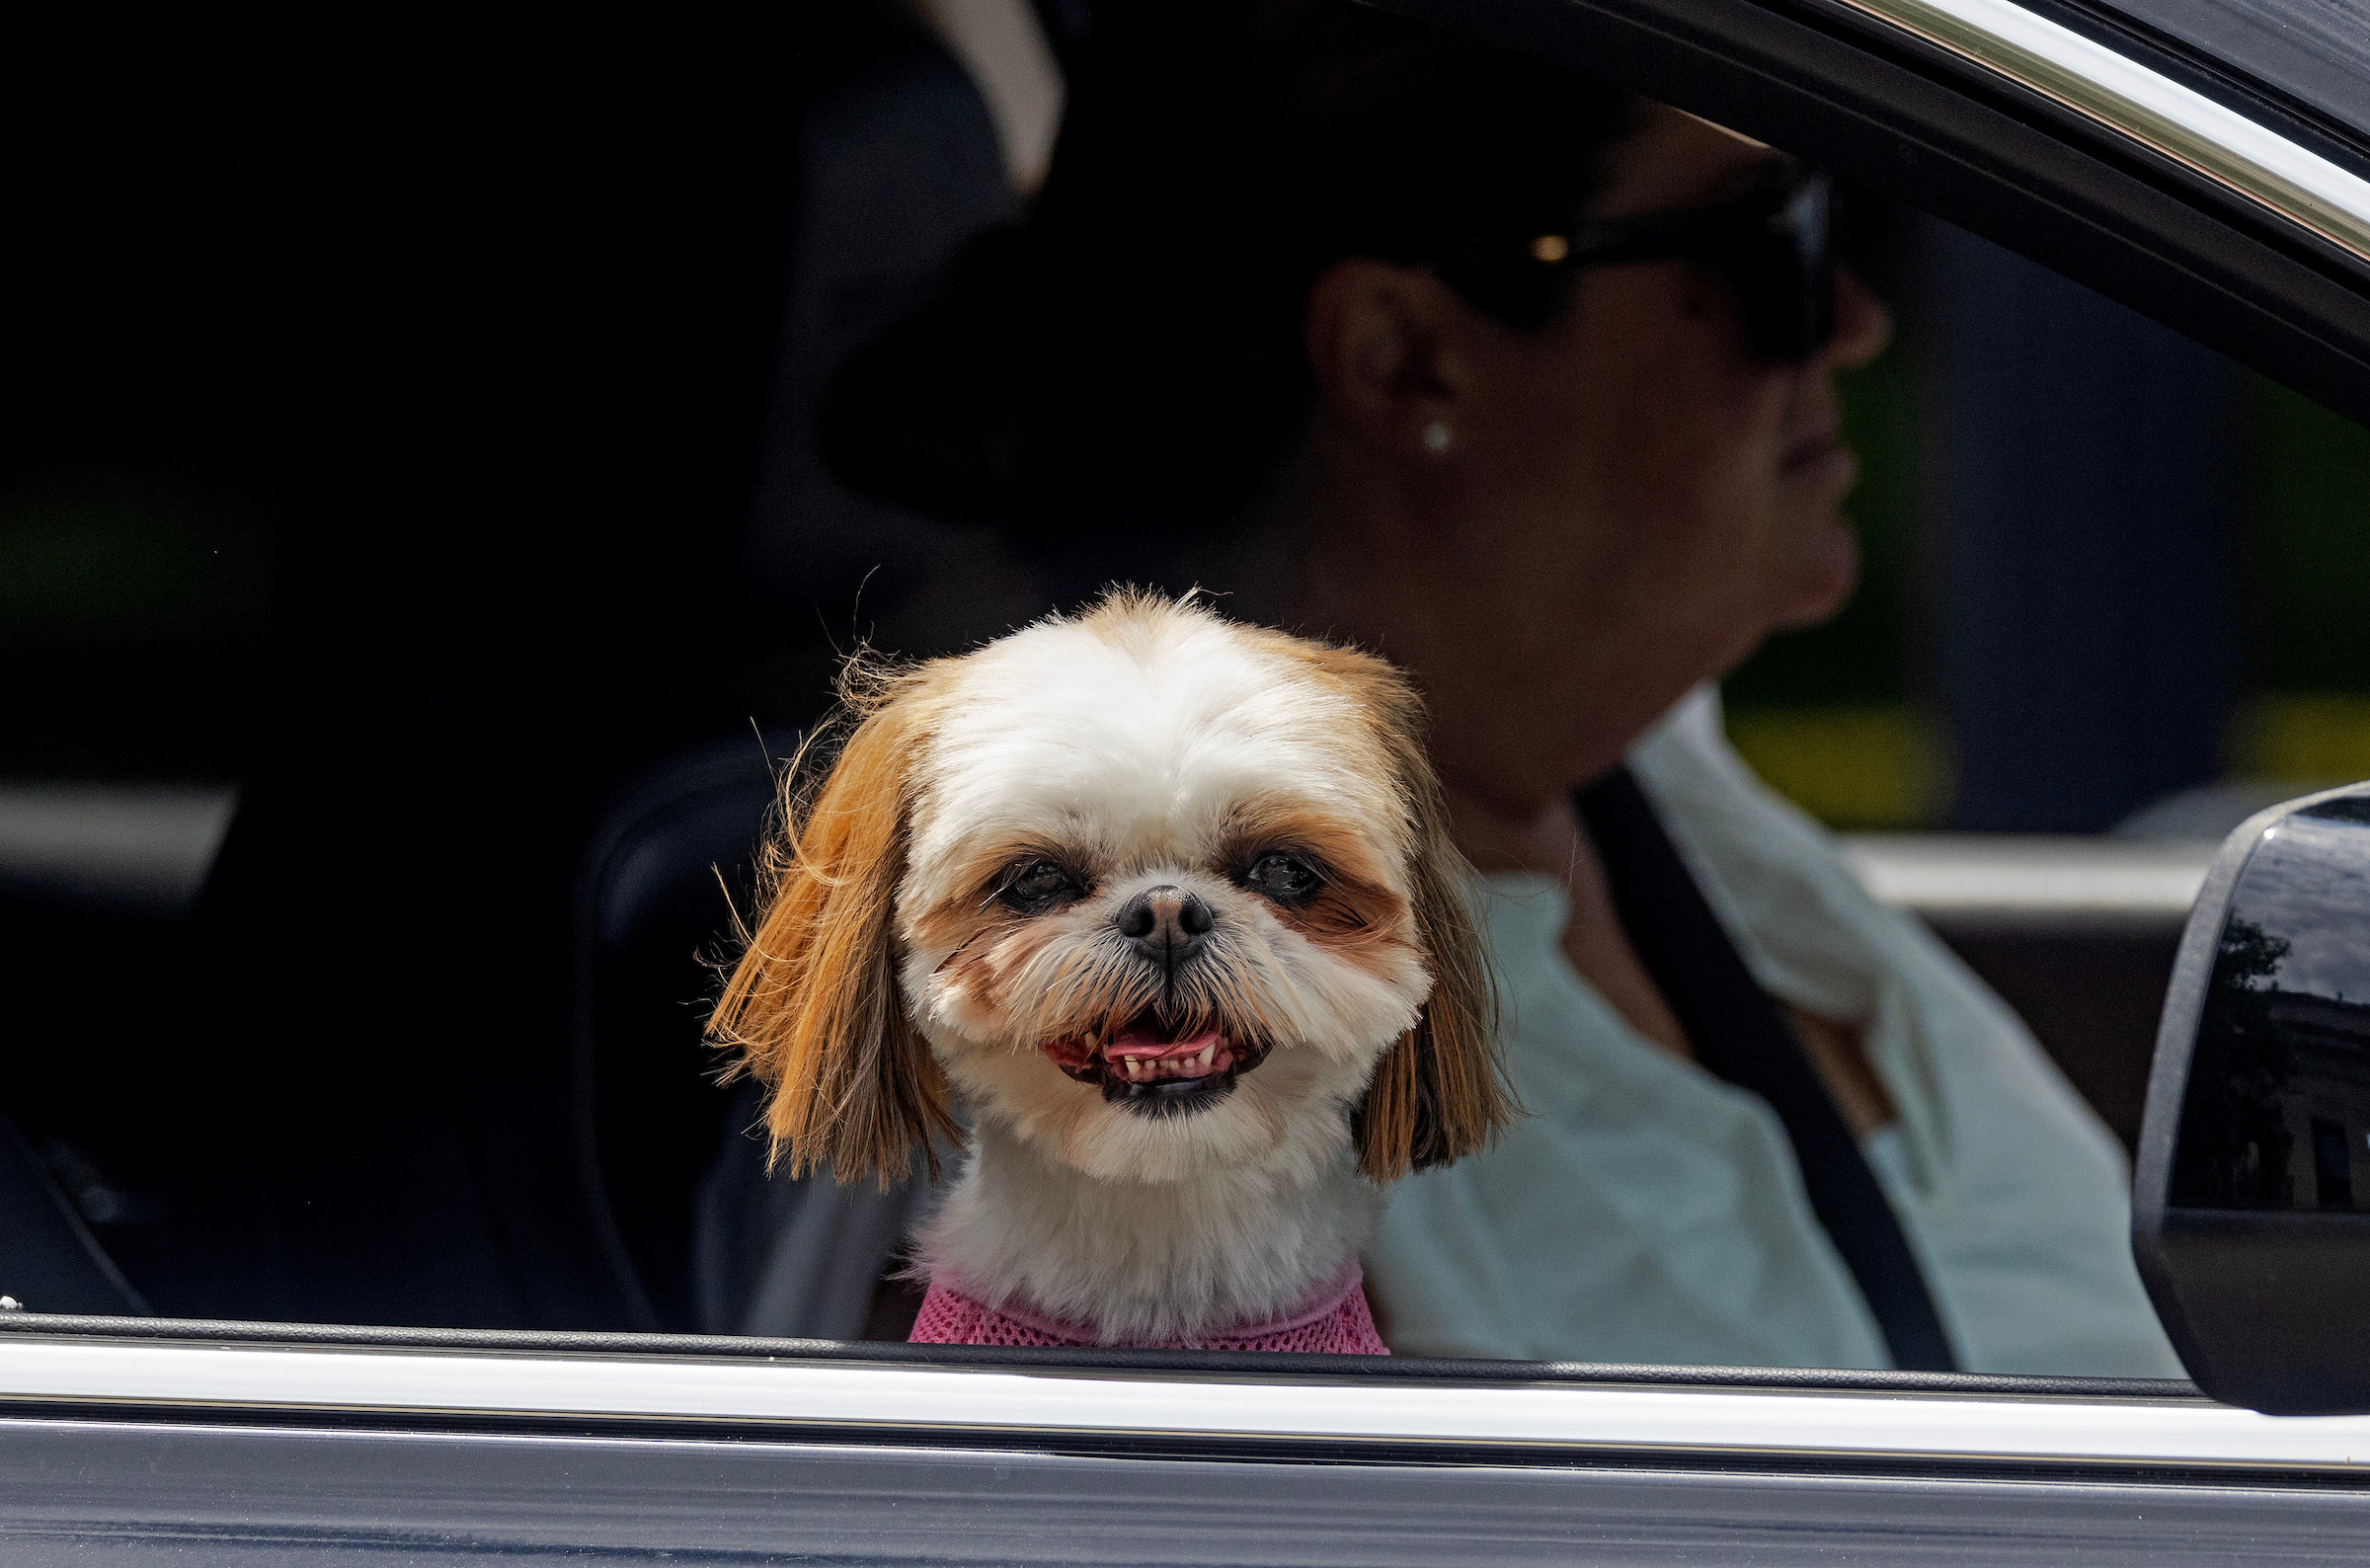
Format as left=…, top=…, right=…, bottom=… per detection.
left=1421, top=420, right=1454, bottom=455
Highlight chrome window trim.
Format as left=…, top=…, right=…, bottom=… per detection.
left=1840, top=833, right=2215, bottom=926
left=7, top=1336, right=2370, bottom=1470
left=1829, top=0, right=2370, bottom=263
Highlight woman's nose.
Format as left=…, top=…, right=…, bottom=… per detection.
left=1822, top=266, right=1893, bottom=370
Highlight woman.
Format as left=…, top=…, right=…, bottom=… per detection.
left=826, top=0, right=2182, bottom=1374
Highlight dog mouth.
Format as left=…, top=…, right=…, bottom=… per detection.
left=1039, top=1012, right=1271, bottom=1118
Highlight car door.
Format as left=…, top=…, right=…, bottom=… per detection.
left=9, top=0, right=2370, bottom=1560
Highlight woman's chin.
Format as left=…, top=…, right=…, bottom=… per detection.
left=1776, top=517, right=1861, bottom=629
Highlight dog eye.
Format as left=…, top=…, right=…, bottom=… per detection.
left=998, top=858, right=1085, bottom=913
left=1243, top=850, right=1323, bottom=904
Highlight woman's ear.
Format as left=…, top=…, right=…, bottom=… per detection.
left=1303, top=258, right=1481, bottom=458
left=709, top=692, right=960, bottom=1188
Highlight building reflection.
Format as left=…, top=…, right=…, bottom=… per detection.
left=2171, top=798, right=2370, bottom=1212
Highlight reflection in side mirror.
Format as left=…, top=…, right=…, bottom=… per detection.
left=2134, top=785, right=2370, bottom=1414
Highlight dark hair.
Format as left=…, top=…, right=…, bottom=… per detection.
left=824, top=0, right=1635, bottom=541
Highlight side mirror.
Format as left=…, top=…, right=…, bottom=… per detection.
left=2134, top=784, right=2370, bottom=1414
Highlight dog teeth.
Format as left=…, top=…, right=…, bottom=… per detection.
left=1101, top=1043, right=1227, bottom=1082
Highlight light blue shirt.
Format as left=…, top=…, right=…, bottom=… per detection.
left=1367, top=689, right=2185, bottom=1376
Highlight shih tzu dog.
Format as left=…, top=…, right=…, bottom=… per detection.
left=711, top=591, right=1507, bottom=1351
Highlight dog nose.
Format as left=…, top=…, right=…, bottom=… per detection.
left=1114, top=885, right=1214, bottom=966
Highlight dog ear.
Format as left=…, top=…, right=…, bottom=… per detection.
left=710, top=689, right=961, bottom=1188
left=1353, top=740, right=1512, bottom=1181
left=1289, top=642, right=1513, bottom=1182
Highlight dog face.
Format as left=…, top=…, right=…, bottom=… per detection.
left=894, top=596, right=1443, bottom=1182
left=713, top=592, right=1505, bottom=1188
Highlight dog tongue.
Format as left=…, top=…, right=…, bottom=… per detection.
left=1103, top=1025, right=1224, bottom=1060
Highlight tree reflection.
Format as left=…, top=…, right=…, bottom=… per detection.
left=2170, top=915, right=2298, bottom=1209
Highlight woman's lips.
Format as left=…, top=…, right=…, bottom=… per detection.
left=1782, top=426, right=1856, bottom=486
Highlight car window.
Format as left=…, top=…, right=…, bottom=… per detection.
left=6, top=0, right=2370, bottom=1386
left=2094, top=0, right=2370, bottom=140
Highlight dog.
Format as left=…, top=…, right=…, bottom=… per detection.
left=710, top=591, right=1507, bottom=1349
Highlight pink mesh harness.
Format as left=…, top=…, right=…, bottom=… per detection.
left=909, top=1267, right=1389, bottom=1355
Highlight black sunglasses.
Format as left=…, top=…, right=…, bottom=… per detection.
left=1520, top=167, right=1839, bottom=362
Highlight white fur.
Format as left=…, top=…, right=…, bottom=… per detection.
left=900, top=607, right=1413, bottom=912
left=890, top=598, right=1432, bottom=1337
left=917, top=1118, right=1384, bottom=1343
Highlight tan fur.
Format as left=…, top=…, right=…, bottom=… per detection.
left=1283, top=641, right=1511, bottom=1180
left=709, top=664, right=964, bottom=1186
left=712, top=591, right=1511, bottom=1211
left=1214, top=800, right=1410, bottom=953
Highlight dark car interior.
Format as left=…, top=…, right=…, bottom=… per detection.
left=5, top=3, right=1066, bottom=1334
left=7, top=0, right=2370, bottom=1349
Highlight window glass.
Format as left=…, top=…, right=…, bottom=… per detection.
left=1728, top=224, right=2370, bottom=835
left=6, top=0, right=2368, bottom=1377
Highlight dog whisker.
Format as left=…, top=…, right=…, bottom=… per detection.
left=713, top=590, right=1503, bottom=1346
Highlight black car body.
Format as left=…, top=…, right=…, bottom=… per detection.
left=9, top=0, right=2370, bottom=1559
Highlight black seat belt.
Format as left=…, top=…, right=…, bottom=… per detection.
left=1574, top=766, right=1956, bottom=1372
